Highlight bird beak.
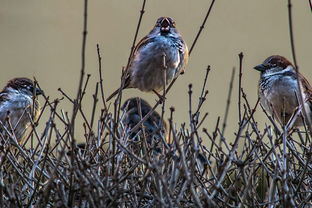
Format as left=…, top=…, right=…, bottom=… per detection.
left=253, top=64, right=266, bottom=72
left=160, top=18, right=170, bottom=32
left=35, top=87, right=44, bottom=96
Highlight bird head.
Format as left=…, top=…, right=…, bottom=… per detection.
left=155, top=17, right=176, bottom=34
left=254, top=55, right=294, bottom=75
left=5, top=78, right=44, bottom=96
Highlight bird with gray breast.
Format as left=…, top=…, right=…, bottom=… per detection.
left=106, top=17, right=189, bottom=101
left=0, top=78, right=43, bottom=144
left=254, top=55, right=312, bottom=126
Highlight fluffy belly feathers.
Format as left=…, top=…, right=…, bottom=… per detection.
left=130, top=37, right=181, bottom=92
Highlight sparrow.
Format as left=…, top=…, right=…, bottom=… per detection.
left=121, top=97, right=168, bottom=153
left=254, top=55, right=312, bottom=126
left=106, top=17, right=189, bottom=101
left=0, top=78, right=43, bottom=144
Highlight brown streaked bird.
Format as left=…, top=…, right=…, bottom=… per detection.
left=254, top=55, right=312, bottom=126
left=0, top=78, right=43, bottom=144
left=106, top=17, right=189, bottom=101
left=121, top=97, right=168, bottom=154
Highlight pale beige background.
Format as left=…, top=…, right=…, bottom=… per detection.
left=1, top=1, right=311, bottom=143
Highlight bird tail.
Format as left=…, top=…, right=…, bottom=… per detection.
left=106, top=73, right=131, bottom=102
left=106, top=88, right=122, bottom=102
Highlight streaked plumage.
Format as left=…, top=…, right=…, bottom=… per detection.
left=0, top=78, right=42, bottom=144
left=254, top=55, right=312, bottom=126
left=106, top=17, right=188, bottom=101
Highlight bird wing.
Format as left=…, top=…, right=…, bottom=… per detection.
left=125, top=36, right=155, bottom=83
left=0, top=93, right=9, bottom=122
left=176, top=39, right=188, bottom=75
left=297, top=72, right=312, bottom=124
left=126, top=35, right=157, bottom=72
left=299, top=72, right=312, bottom=102
left=106, top=36, right=155, bottom=102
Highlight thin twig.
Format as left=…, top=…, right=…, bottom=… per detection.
left=189, top=0, right=216, bottom=55
left=238, top=52, right=243, bottom=124
left=96, top=44, right=108, bottom=110
left=287, top=0, right=312, bottom=133
left=70, top=0, right=88, bottom=139
left=221, top=67, right=235, bottom=135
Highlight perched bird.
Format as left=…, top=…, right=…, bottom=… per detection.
left=106, top=17, right=188, bottom=101
left=121, top=97, right=208, bottom=174
left=121, top=97, right=168, bottom=153
left=0, top=78, right=43, bottom=144
left=254, top=55, right=312, bottom=126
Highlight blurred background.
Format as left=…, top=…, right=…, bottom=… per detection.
left=0, top=0, right=311, bottom=144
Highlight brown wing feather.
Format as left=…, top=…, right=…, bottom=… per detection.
left=105, top=75, right=131, bottom=102
left=106, top=35, right=154, bottom=102
left=299, top=72, right=312, bottom=102
left=179, top=43, right=189, bottom=74
left=126, top=35, right=154, bottom=70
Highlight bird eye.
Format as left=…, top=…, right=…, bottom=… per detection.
left=156, top=18, right=163, bottom=26
left=169, top=18, right=176, bottom=27
left=25, top=85, right=33, bottom=91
